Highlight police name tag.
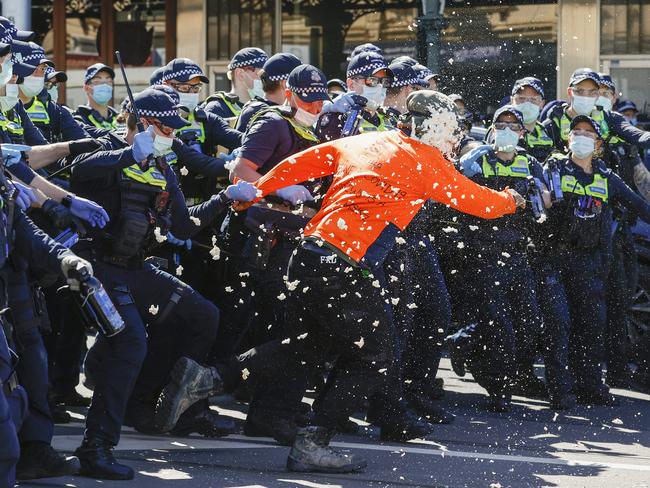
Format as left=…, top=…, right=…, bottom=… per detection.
left=320, top=255, right=337, bottom=264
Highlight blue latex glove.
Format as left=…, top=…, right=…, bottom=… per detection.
left=459, top=144, right=491, bottom=177
left=69, top=196, right=110, bottom=228
left=166, top=231, right=192, bottom=250
left=225, top=180, right=258, bottom=202
left=218, top=147, right=241, bottom=162
left=276, top=185, right=314, bottom=205
left=12, top=180, right=36, bottom=211
left=1, top=143, right=31, bottom=167
left=322, top=93, right=367, bottom=114
left=132, top=126, right=155, bottom=162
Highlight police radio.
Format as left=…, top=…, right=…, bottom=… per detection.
left=526, top=175, right=546, bottom=222
left=545, top=161, right=563, bottom=201
left=341, top=105, right=363, bottom=137
left=71, top=266, right=125, bottom=337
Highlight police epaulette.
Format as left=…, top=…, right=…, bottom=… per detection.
left=193, top=108, right=208, bottom=122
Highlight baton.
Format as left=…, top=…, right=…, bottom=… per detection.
left=115, top=51, right=145, bottom=133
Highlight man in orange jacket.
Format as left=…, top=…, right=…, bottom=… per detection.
left=220, top=91, right=525, bottom=473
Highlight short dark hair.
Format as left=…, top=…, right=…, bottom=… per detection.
left=260, top=70, right=281, bottom=93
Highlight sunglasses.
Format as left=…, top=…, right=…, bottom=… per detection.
left=146, top=118, right=175, bottom=136
left=354, top=76, right=392, bottom=88
left=494, top=121, right=523, bottom=131
left=170, top=82, right=203, bottom=94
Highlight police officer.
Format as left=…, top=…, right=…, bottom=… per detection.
left=541, top=115, right=650, bottom=405
left=74, top=63, right=118, bottom=132
left=348, top=42, right=383, bottom=59
left=326, top=78, right=347, bottom=98
left=383, top=61, right=428, bottom=122
left=235, top=52, right=302, bottom=132
left=316, top=51, right=393, bottom=141
left=225, top=64, right=327, bottom=442
left=616, top=99, right=639, bottom=126
left=16, top=43, right=90, bottom=144
left=510, top=77, right=555, bottom=163
left=446, top=106, right=549, bottom=411
left=202, top=47, right=269, bottom=123
left=149, top=65, right=167, bottom=87
left=68, top=89, right=255, bottom=478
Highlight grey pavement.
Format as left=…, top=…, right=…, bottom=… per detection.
left=18, top=359, right=650, bottom=488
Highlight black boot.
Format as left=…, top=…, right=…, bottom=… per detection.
left=124, top=398, right=163, bottom=435
left=50, top=389, right=91, bottom=407
left=486, top=392, right=512, bottom=413
left=576, top=390, right=620, bottom=406
left=154, top=357, right=224, bottom=433
left=287, top=426, right=367, bottom=473
left=407, top=393, right=454, bottom=424
left=171, top=406, right=237, bottom=437
left=244, top=412, right=298, bottom=445
left=50, top=402, right=71, bottom=424
left=379, top=409, right=436, bottom=442
left=16, top=442, right=80, bottom=480
left=549, top=393, right=577, bottom=410
left=512, top=373, right=548, bottom=399
left=74, top=437, right=134, bottom=480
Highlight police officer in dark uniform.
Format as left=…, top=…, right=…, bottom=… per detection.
left=510, top=77, right=555, bottom=163
left=235, top=52, right=302, bottom=132
left=74, top=63, right=118, bottom=133
left=447, top=106, right=550, bottom=411
left=202, top=47, right=269, bottom=124
left=540, top=115, right=650, bottom=405
left=227, top=64, right=328, bottom=442
left=383, top=61, right=427, bottom=124
left=317, top=51, right=393, bottom=141
left=68, top=89, right=255, bottom=478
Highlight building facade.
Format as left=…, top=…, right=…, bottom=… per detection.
left=2, top=0, right=649, bottom=119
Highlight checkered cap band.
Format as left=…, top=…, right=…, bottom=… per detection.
left=23, top=52, right=45, bottom=63
left=138, top=108, right=180, bottom=118
left=229, top=56, right=268, bottom=70
left=347, top=61, right=387, bottom=78
left=162, top=67, right=204, bottom=81
left=392, top=76, right=423, bottom=88
left=5, top=26, right=16, bottom=38
left=287, top=83, right=328, bottom=95
left=267, top=73, right=290, bottom=82
left=0, top=33, right=11, bottom=44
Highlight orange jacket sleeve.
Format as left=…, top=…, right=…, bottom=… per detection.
left=253, top=144, right=339, bottom=198
left=422, top=149, right=516, bottom=219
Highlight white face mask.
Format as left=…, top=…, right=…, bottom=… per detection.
left=0, top=83, right=19, bottom=112
left=494, top=127, right=520, bottom=152
left=247, top=79, right=264, bottom=100
left=0, top=57, right=13, bottom=87
left=569, top=135, right=596, bottom=158
left=571, top=94, right=596, bottom=116
left=362, top=84, right=387, bottom=110
left=48, top=85, right=59, bottom=103
left=595, top=96, right=613, bottom=112
left=153, top=134, right=174, bottom=157
left=177, top=92, right=199, bottom=112
left=514, top=102, right=540, bottom=124
left=294, top=107, right=319, bottom=127
left=19, top=75, right=45, bottom=98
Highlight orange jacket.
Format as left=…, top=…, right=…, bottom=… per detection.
left=253, top=130, right=517, bottom=263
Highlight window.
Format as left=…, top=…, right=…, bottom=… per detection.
left=206, top=0, right=274, bottom=62
left=601, top=0, right=650, bottom=55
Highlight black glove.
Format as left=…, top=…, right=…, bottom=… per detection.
left=68, top=138, right=103, bottom=157
left=42, top=198, right=73, bottom=230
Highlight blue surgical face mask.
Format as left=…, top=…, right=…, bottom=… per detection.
left=569, top=135, right=596, bottom=159
left=91, top=83, right=113, bottom=105
left=362, top=84, right=386, bottom=110
left=595, top=96, right=613, bottom=112
left=177, top=92, right=199, bottom=112
left=514, top=102, right=540, bottom=124
left=571, top=94, right=596, bottom=116
left=153, top=134, right=174, bottom=157
left=48, top=85, right=59, bottom=103
left=625, top=116, right=638, bottom=126
left=0, top=83, right=19, bottom=112
left=0, top=57, right=13, bottom=87
left=19, top=75, right=45, bottom=98
left=494, top=127, right=520, bottom=152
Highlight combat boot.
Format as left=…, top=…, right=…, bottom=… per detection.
left=287, top=426, right=367, bottom=473
left=16, top=442, right=79, bottom=480
left=74, top=437, right=134, bottom=480
left=171, top=406, right=237, bottom=437
left=379, top=409, right=436, bottom=442
left=154, top=357, right=224, bottom=433
left=244, top=413, right=298, bottom=445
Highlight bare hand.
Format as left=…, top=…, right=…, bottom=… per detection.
left=506, top=188, right=526, bottom=209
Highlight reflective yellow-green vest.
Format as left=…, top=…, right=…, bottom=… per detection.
left=0, top=110, right=24, bottom=138
left=176, top=112, right=205, bottom=144
left=25, top=98, right=50, bottom=125
left=553, top=110, right=623, bottom=145
left=560, top=172, right=609, bottom=203
left=525, top=123, right=553, bottom=149
left=250, top=107, right=320, bottom=144
left=88, top=112, right=117, bottom=130
left=358, top=112, right=390, bottom=133
left=122, top=164, right=167, bottom=189
left=481, top=154, right=531, bottom=178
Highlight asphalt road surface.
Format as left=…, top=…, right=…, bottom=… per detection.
left=19, top=359, right=650, bottom=488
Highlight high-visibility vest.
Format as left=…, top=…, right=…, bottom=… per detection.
left=481, top=154, right=531, bottom=178
left=122, top=164, right=168, bottom=189
left=560, top=172, right=609, bottom=203
left=25, top=98, right=50, bottom=125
